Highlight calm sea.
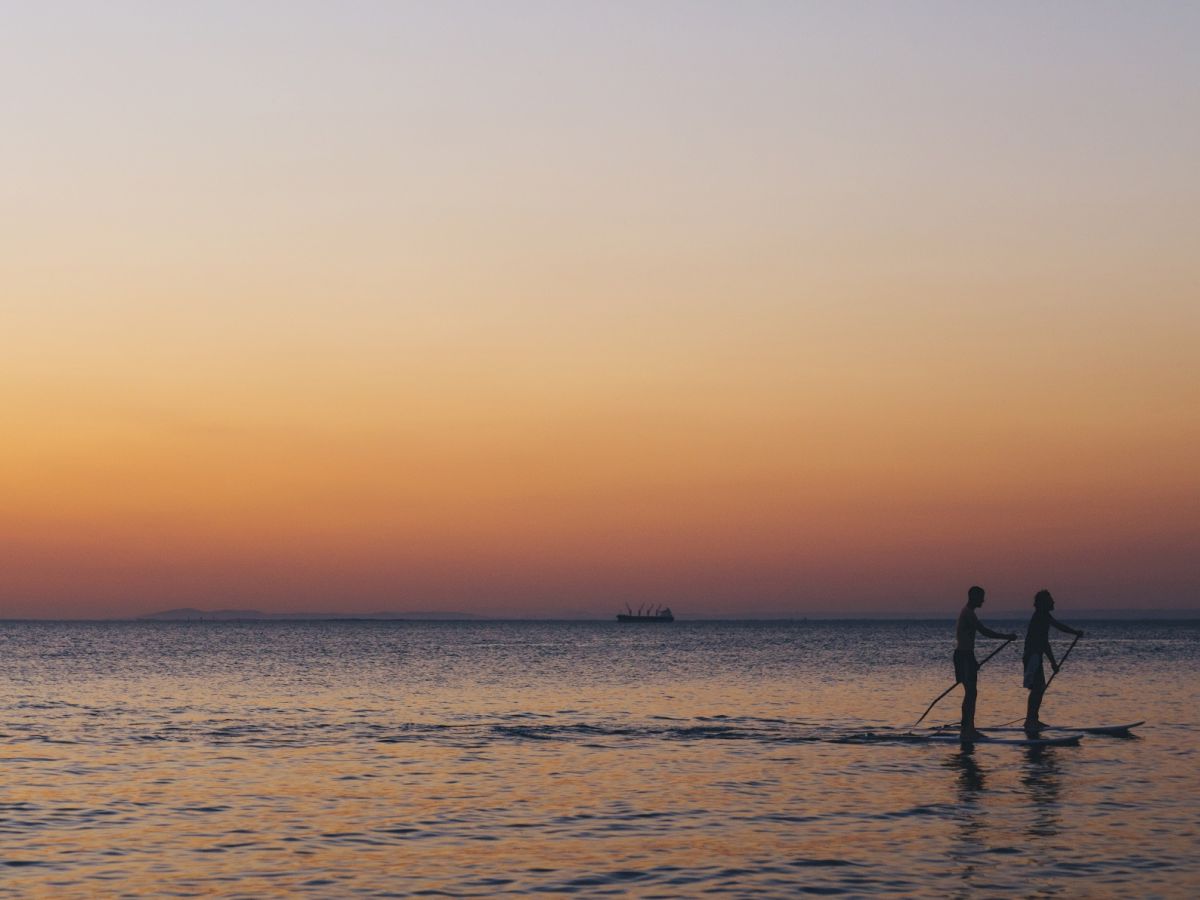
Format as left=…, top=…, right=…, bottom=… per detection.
left=1, top=620, right=1197, bottom=897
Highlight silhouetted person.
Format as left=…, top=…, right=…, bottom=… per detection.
left=955, top=586, right=1017, bottom=741
left=1023, top=590, right=1083, bottom=733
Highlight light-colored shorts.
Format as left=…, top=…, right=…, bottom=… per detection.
left=1023, top=654, right=1046, bottom=690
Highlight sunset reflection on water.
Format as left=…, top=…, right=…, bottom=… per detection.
left=1, top=620, right=1196, bottom=895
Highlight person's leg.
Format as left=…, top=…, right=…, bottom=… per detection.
left=961, top=683, right=978, bottom=737
left=1025, top=685, right=1045, bottom=731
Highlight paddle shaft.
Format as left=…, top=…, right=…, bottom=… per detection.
left=913, top=638, right=1013, bottom=726
left=1042, top=633, right=1080, bottom=693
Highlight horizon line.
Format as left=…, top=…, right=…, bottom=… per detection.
left=2, top=609, right=1198, bottom=623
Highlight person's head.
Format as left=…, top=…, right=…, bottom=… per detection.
left=1034, top=590, right=1055, bottom=612
left=968, top=585, right=986, bottom=608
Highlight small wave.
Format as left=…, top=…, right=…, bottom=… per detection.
left=21, top=716, right=897, bottom=749
left=789, top=858, right=860, bottom=868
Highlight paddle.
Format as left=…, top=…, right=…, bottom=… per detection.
left=913, top=638, right=1014, bottom=727
left=1042, top=632, right=1080, bottom=694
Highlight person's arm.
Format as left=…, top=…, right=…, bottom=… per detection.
left=1044, top=644, right=1060, bottom=672
left=976, top=618, right=1017, bottom=642
left=1048, top=613, right=1083, bottom=638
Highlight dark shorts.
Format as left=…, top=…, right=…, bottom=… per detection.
left=954, top=649, right=978, bottom=686
left=1024, top=655, right=1046, bottom=690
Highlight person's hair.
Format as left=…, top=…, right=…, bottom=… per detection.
left=968, top=586, right=985, bottom=603
left=1034, top=590, right=1054, bottom=609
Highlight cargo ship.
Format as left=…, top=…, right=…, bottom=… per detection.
left=616, top=604, right=674, bottom=623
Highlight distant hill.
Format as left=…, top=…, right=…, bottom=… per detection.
left=138, top=608, right=488, bottom=621
left=141, top=608, right=262, bottom=621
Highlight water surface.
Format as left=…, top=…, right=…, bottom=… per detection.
left=1, top=620, right=1196, bottom=896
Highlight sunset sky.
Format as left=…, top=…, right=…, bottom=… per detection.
left=3, top=2, right=1197, bottom=618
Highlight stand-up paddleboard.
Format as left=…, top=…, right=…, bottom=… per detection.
left=932, top=721, right=1144, bottom=737
left=1058, top=721, right=1144, bottom=736
left=917, top=732, right=1081, bottom=747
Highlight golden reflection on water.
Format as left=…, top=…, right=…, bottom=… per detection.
left=1, top=621, right=1197, bottom=896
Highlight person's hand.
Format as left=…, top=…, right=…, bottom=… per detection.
left=1076, top=629, right=1085, bottom=638
left=1007, top=633, right=1018, bottom=641
left=1052, top=662, right=1061, bottom=673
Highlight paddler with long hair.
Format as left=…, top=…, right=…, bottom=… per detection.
left=1023, top=590, right=1084, bottom=734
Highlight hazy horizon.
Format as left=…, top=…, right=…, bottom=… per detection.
left=4, top=2, right=1198, bottom=618
left=5, top=603, right=1198, bottom=622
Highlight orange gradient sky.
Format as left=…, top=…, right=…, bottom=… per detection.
left=3, top=3, right=1198, bottom=617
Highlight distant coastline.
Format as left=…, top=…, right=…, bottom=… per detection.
left=0, top=608, right=1194, bottom=623
left=136, top=608, right=489, bottom=622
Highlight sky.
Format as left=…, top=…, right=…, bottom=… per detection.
left=2, top=2, right=1198, bottom=618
